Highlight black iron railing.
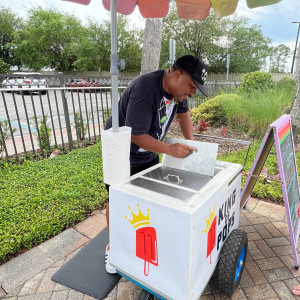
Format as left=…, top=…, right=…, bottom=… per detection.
left=0, top=74, right=239, bottom=159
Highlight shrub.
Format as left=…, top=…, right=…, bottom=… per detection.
left=30, top=115, right=52, bottom=150
left=195, top=118, right=210, bottom=134
left=238, top=71, right=274, bottom=93
left=190, top=97, right=224, bottom=126
left=191, top=94, right=234, bottom=126
left=0, top=120, right=16, bottom=156
left=276, top=77, right=296, bottom=91
left=227, top=115, right=251, bottom=133
left=191, top=94, right=242, bottom=127
left=0, top=59, right=10, bottom=73
left=103, top=109, right=112, bottom=124
left=220, top=84, right=293, bottom=138
left=73, top=112, right=90, bottom=141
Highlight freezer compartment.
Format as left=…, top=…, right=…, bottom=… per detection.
left=143, top=166, right=221, bottom=190
left=128, top=165, right=222, bottom=202
left=129, top=177, right=196, bottom=201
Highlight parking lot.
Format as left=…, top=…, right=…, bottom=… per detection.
left=0, top=88, right=113, bottom=137
left=0, top=87, right=117, bottom=157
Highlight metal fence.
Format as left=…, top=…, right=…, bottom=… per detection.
left=0, top=74, right=239, bottom=160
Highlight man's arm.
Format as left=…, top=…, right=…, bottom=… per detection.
left=131, top=134, right=196, bottom=158
left=177, top=111, right=194, bottom=140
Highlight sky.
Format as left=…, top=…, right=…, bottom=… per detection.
left=1, top=0, right=299, bottom=69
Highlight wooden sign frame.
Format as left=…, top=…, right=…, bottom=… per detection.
left=241, top=114, right=300, bottom=268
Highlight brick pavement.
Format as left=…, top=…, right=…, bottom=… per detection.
left=1, top=198, right=300, bottom=300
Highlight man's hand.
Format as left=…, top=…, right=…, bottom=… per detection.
left=169, top=143, right=196, bottom=158
left=131, top=134, right=196, bottom=159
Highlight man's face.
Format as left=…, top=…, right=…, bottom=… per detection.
left=172, top=69, right=197, bottom=102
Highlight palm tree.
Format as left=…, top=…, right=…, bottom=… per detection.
left=141, top=18, right=163, bottom=74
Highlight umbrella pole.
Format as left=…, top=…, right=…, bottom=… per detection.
left=110, top=0, right=119, bottom=132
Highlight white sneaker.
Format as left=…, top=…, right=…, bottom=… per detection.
left=105, top=245, right=117, bottom=274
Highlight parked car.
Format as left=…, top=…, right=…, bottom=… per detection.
left=66, top=78, right=100, bottom=92
left=2, top=72, right=48, bottom=95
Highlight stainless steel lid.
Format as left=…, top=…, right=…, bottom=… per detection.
left=143, top=166, right=219, bottom=190
left=128, top=166, right=221, bottom=201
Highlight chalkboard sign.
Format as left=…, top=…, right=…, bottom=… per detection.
left=241, top=114, right=300, bottom=268
left=274, top=115, right=300, bottom=244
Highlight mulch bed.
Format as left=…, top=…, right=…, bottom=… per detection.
left=169, top=121, right=254, bottom=155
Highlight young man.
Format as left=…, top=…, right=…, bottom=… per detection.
left=104, top=55, right=208, bottom=273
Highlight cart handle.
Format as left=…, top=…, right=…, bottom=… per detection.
left=164, top=174, right=183, bottom=185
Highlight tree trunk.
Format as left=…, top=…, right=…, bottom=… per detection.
left=290, top=42, right=300, bottom=142
left=140, top=18, right=163, bottom=74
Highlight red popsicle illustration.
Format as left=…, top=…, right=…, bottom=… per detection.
left=202, top=206, right=217, bottom=264
left=125, top=204, right=158, bottom=276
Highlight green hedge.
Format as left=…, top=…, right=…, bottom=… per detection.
left=190, top=94, right=239, bottom=126
left=191, top=86, right=294, bottom=139
left=0, top=143, right=107, bottom=263
left=238, top=71, right=274, bottom=93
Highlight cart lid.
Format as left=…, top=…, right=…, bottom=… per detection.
left=129, top=166, right=221, bottom=201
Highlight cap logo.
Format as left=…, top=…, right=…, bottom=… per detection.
left=201, top=69, right=207, bottom=82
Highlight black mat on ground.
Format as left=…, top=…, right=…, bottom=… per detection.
left=52, top=227, right=121, bottom=299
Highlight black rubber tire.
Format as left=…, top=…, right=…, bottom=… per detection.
left=138, top=290, right=154, bottom=300
left=215, top=229, right=248, bottom=296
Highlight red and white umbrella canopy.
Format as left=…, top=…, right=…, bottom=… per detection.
left=64, top=0, right=282, bottom=20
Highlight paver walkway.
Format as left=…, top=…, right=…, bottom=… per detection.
left=1, top=198, right=300, bottom=300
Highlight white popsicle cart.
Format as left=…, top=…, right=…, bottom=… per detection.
left=109, top=139, right=248, bottom=300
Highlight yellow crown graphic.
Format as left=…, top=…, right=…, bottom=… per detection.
left=125, top=204, right=151, bottom=229
left=202, top=205, right=215, bottom=233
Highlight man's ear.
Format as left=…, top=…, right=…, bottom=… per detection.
left=174, top=69, right=182, bottom=80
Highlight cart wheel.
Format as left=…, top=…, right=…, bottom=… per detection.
left=215, top=229, right=248, bottom=296
left=138, top=289, right=159, bottom=300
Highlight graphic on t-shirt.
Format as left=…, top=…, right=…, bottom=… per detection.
left=125, top=204, right=159, bottom=276
left=164, top=98, right=174, bottom=107
left=137, top=96, right=175, bottom=153
left=159, top=97, right=175, bottom=140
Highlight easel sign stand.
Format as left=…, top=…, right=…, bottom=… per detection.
left=241, top=114, right=300, bottom=268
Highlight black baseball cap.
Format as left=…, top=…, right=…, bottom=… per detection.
left=174, top=55, right=208, bottom=97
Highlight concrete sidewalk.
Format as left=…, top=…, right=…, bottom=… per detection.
left=1, top=198, right=300, bottom=300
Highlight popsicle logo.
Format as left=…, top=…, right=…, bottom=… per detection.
left=202, top=206, right=217, bottom=264
left=125, top=204, right=158, bottom=276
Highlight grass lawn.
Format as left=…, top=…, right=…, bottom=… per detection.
left=0, top=143, right=107, bottom=263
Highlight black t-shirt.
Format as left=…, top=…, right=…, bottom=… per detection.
left=105, top=70, right=189, bottom=167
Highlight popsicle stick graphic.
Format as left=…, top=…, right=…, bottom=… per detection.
left=125, top=204, right=158, bottom=276
left=202, top=206, right=217, bottom=264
